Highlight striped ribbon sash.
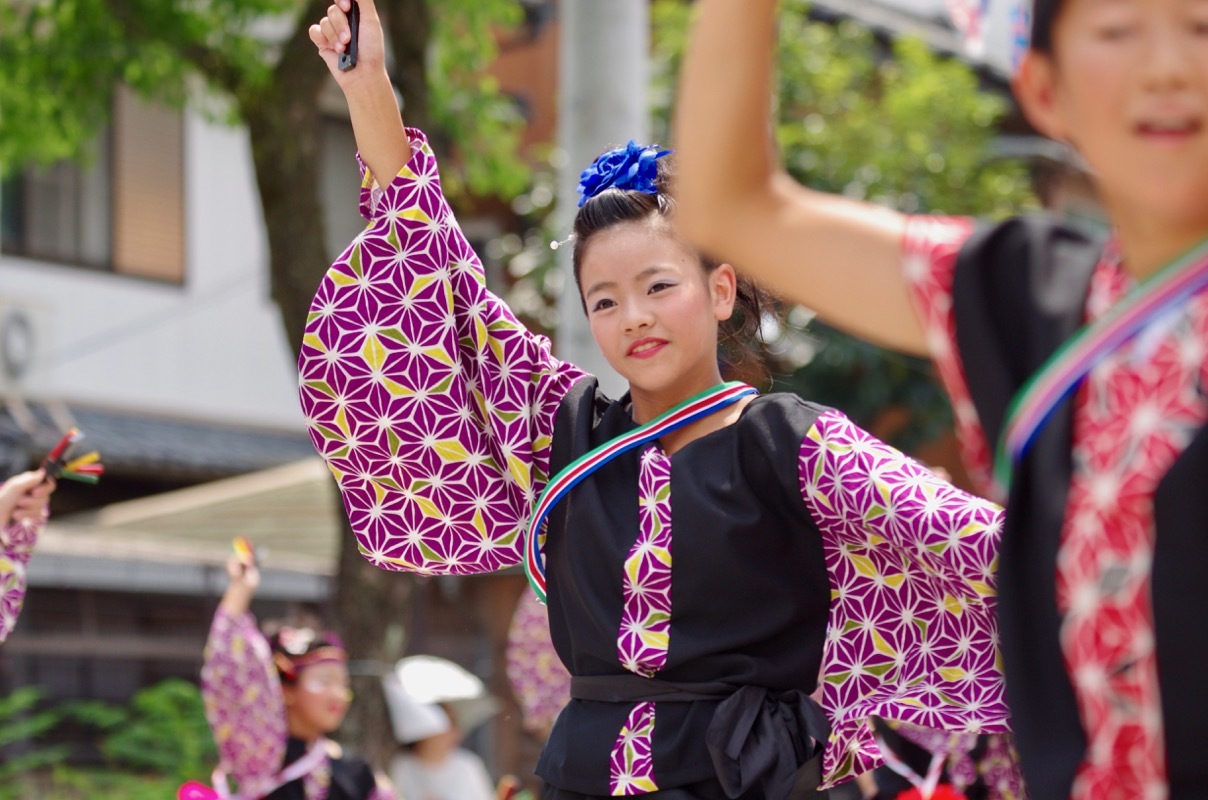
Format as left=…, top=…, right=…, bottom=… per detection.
left=177, top=740, right=329, bottom=800
left=993, top=234, right=1208, bottom=497
left=524, top=381, right=758, bottom=603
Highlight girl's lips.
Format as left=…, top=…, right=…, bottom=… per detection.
left=1135, top=118, right=1202, bottom=143
left=628, top=339, right=668, bottom=358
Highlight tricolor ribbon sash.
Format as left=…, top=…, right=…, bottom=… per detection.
left=524, top=381, right=758, bottom=603
left=993, top=234, right=1208, bottom=497
left=177, top=739, right=329, bottom=800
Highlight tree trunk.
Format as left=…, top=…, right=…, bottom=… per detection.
left=243, top=0, right=422, bottom=767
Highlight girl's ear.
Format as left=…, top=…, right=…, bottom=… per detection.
left=710, top=262, right=738, bottom=322
left=1012, top=50, right=1068, bottom=142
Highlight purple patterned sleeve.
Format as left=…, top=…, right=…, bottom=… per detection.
left=0, top=511, right=46, bottom=643
left=200, top=607, right=288, bottom=797
left=799, top=410, right=1009, bottom=787
left=298, top=129, right=587, bottom=576
left=506, top=591, right=571, bottom=735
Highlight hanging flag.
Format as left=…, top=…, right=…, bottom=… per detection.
left=946, top=0, right=991, bottom=57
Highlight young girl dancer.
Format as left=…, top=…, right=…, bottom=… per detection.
left=187, top=554, right=393, bottom=800
left=305, top=1, right=1012, bottom=795
left=674, top=1, right=1208, bottom=796
left=0, top=469, right=54, bottom=643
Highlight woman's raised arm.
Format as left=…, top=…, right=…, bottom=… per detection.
left=673, top=0, right=927, bottom=355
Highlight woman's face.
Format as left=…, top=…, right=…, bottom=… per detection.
left=284, top=661, right=353, bottom=739
left=1016, top=0, right=1208, bottom=233
left=578, top=221, right=736, bottom=401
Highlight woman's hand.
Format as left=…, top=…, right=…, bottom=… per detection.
left=0, top=470, right=53, bottom=527
left=219, top=553, right=260, bottom=616
left=309, top=0, right=387, bottom=87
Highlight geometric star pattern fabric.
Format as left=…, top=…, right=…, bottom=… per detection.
left=803, top=410, right=1009, bottom=784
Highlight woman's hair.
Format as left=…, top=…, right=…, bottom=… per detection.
left=1029, top=0, right=1062, bottom=55
left=570, top=153, right=775, bottom=382
left=266, top=626, right=347, bottom=684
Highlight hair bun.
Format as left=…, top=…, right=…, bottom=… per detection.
left=577, top=141, right=672, bottom=208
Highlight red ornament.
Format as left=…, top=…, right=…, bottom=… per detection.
left=896, top=785, right=969, bottom=800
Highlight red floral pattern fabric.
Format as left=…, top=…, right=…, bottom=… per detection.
left=904, top=215, right=1208, bottom=799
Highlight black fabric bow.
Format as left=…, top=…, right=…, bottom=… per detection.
left=705, top=686, right=830, bottom=800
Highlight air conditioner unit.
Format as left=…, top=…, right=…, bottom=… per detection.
left=0, top=297, right=53, bottom=397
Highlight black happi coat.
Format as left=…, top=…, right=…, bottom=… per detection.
left=952, top=216, right=1208, bottom=799
left=535, top=379, right=832, bottom=797
left=266, top=738, right=380, bottom=800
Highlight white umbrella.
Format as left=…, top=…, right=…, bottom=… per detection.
left=383, top=655, right=500, bottom=743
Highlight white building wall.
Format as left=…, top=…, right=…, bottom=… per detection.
left=0, top=107, right=306, bottom=430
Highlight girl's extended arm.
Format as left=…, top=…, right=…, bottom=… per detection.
left=310, top=0, right=410, bottom=186
left=200, top=557, right=289, bottom=796
left=798, top=410, right=1008, bottom=785
left=673, top=0, right=926, bottom=355
left=303, top=4, right=588, bottom=577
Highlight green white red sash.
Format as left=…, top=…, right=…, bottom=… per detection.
left=993, top=234, right=1208, bottom=497
left=524, top=381, right=758, bottom=603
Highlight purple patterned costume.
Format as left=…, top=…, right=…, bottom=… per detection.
left=0, top=510, right=47, bottom=643
left=200, top=608, right=391, bottom=800
left=298, top=131, right=1015, bottom=796
left=506, top=591, right=572, bottom=736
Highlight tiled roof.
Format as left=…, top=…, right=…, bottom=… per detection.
left=0, top=401, right=315, bottom=481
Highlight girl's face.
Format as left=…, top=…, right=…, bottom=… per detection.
left=578, top=221, right=736, bottom=402
left=1015, top=0, right=1208, bottom=233
left=283, top=661, right=353, bottom=740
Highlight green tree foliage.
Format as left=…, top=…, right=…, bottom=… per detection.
left=0, top=0, right=526, bottom=198
left=0, top=0, right=529, bottom=769
left=0, top=688, right=68, bottom=800
left=64, top=678, right=216, bottom=782
left=649, top=0, right=1037, bottom=451
left=0, top=680, right=214, bottom=800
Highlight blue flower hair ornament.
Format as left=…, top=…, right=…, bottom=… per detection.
left=577, top=141, right=673, bottom=208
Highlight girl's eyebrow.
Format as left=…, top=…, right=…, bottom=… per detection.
left=584, top=265, right=674, bottom=298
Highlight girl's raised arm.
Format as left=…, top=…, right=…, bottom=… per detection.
left=673, top=0, right=927, bottom=356
left=301, top=4, right=588, bottom=578
left=200, top=559, right=288, bottom=797
left=310, top=0, right=410, bottom=186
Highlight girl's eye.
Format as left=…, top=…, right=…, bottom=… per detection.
left=649, top=281, right=674, bottom=294
left=591, top=298, right=616, bottom=312
left=1096, top=23, right=1138, bottom=41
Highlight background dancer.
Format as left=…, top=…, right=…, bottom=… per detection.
left=185, top=545, right=394, bottom=800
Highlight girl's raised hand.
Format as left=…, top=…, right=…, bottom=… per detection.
left=220, top=553, right=260, bottom=616
left=309, top=0, right=386, bottom=85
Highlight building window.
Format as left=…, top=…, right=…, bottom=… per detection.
left=1, top=85, right=186, bottom=283
left=1, top=132, right=113, bottom=270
